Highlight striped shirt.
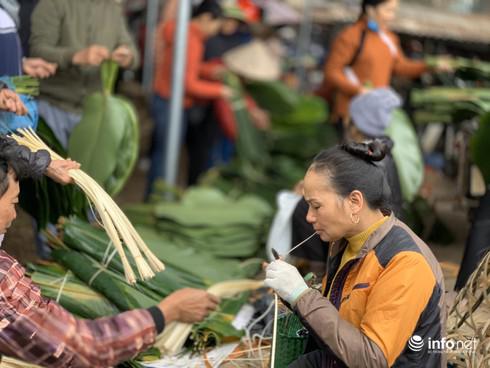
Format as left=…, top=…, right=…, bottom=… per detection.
left=0, top=250, right=159, bottom=367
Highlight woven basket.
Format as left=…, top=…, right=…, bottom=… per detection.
left=274, top=312, right=309, bottom=368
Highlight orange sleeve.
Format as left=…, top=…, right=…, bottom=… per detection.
left=324, top=30, right=363, bottom=97
left=199, top=60, right=220, bottom=80
left=184, top=34, right=223, bottom=100
left=392, top=35, right=429, bottom=78
left=360, top=252, right=436, bottom=366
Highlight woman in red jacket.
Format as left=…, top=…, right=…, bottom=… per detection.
left=149, top=0, right=231, bottom=196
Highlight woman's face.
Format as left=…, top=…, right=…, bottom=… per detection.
left=303, top=169, right=353, bottom=242
left=369, top=0, right=398, bottom=28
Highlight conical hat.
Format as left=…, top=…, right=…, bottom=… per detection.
left=223, top=40, right=281, bottom=81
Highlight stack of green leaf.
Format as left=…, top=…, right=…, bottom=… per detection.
left=427, top=56, right=490, bottom=83
left=411, top=87, right=490, bottom=125
left=28, top=262, right=118, bottom=319
left=126, top=187, right=272, bottom=259
left=68, top=60, right=139, bottom=196
left=60, top=216, right=261, bottom=291
left=45, top=217, right=259, bottom=357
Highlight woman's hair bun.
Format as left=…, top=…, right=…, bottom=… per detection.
left=341, top=139, right=390, bottom=162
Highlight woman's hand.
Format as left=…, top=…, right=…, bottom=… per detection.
left=72, top=45, right=110, bottom=66
left=0, top=89, right=27, bottom=115
left=111, top=45, right=134, bottom=68
left=433, top=57, right=453, bottom=73
left=264, top=260, right=309, bottom=305
left=45, top=159, right=80, bottom=185
left=22, top=58, right=57, bottom=79
left=158, top=288, right=220, bottom=324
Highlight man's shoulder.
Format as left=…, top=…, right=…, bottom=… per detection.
left=0, top=250, right=22, bottom=280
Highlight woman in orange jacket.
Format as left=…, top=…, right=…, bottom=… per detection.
left=265, top=140, right=446, bottom=368
left=323, top=0, right=443, bottom=138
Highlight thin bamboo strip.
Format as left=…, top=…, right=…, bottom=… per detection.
left=11, top=128, right=164, bottom=284
left=447, top=251, right=490, bottom=368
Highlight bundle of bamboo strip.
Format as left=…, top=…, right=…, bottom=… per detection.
left=11, top=128, right=164, bottom=284
left=447, top=251, right=490, bottom=368
left=154, top=279, right=264, bottom=355
left=0, top=357, right=42, bottom=368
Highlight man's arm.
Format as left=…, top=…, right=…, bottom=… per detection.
left=0, top=251, right=159, bottom=367
left=29, top=0, right=80, bottom=69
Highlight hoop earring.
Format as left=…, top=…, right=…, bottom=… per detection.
left=351, top=213, right=360, bottom=224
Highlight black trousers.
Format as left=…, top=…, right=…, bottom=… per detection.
left=186, top=104, right=220, bottom=186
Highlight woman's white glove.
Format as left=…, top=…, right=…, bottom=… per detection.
left=264, top=260, right=309, bottom=305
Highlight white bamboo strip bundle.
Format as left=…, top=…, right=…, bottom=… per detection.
left=11, top=128, right=164, bottom=284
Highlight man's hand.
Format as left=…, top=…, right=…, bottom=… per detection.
left=22, top=58, right=57, bottom=78
left=45, top=159, right=80, bottom=185
left=0, top=89, right=27, bottom=115
left=265, top=260, right=309, bottom=305
left=158, top=288, right=220, bottom=324
left=111, top=45, right=133, bottom=68
left=72, top=45, right=110, bottom=66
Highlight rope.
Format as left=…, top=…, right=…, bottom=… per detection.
left=55, top=272, right=69, bottom=303
left=88, top=241, right=117, bottom=286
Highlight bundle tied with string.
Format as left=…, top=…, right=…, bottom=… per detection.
left=11, top=128, right=164, bottom=284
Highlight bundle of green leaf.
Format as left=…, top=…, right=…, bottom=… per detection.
left=11, top=75, right=40, bottom=96
left=61, top=216, right=260, bottom=287
left=126, top=187, right=273, bottom=259
left=68, top=60, right=139, bottom=196
left=410, top=87, right=490, bottom=125
left=52, top=248, right=159, bottom=311
left=28, top=262, right=118, bottom=318
left=51, top=244, right=262, bottom=357
left=190, top=292, right=249, bottom=352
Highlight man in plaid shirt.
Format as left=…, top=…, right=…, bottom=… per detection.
left=0, top=135, right=219, bottom=367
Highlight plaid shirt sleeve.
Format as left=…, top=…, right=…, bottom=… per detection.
left=0, top=251, right=157, bottom=367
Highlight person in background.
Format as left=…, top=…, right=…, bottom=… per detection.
left=149, top=0, right=231, bottom=196
left=320, top=0, right=448, bottom=140
left=265, top=140, right=446, bottom=368
left=0, top=0, right=56, bottom=79
left=0, top=137, right=219, bottom=367
left=29, top=0, right=139, bottom=148
left=186, top=1, right=260, bottom=184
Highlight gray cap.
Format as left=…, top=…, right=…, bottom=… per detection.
left=349, top=88, right=402, bottom=137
